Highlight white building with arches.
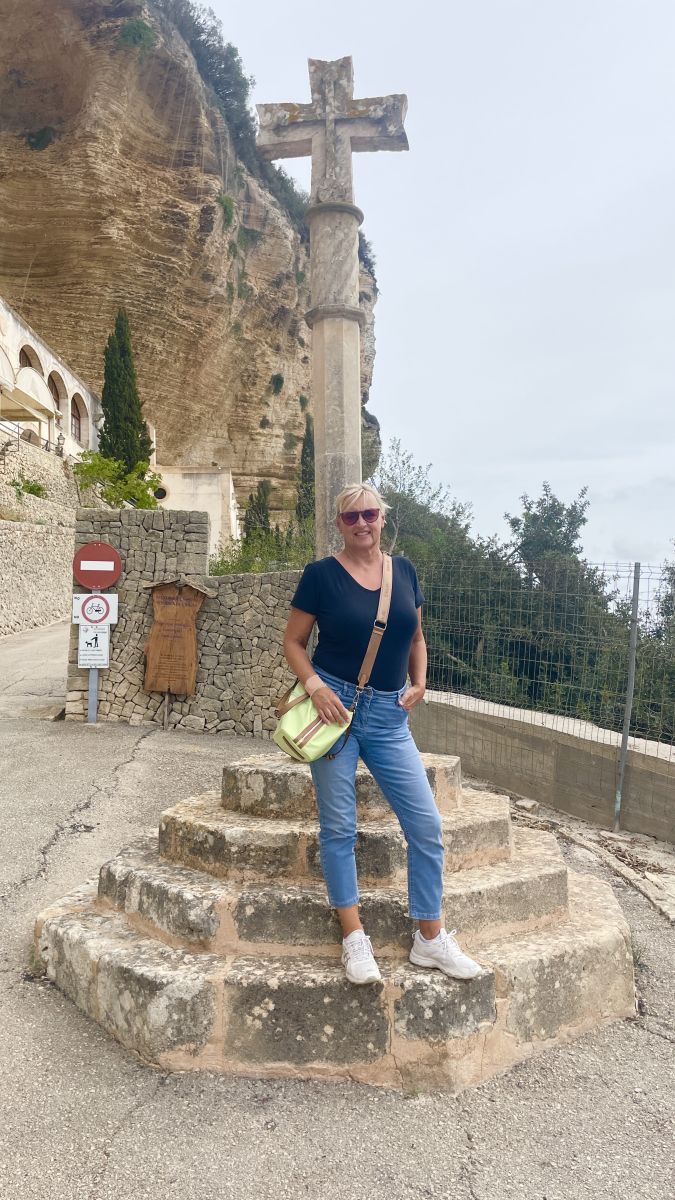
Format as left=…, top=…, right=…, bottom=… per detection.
left=0, top=296, right=101, bottom=459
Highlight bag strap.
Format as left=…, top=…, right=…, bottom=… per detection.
left=276, top=683, right=306, bottom=717
left=356, top=553, right=392, bottom=690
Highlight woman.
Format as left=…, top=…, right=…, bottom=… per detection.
left=282, top=483, right=481, bottom=985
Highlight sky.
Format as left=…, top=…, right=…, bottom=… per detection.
left=213, top=0, right=675, bottom=566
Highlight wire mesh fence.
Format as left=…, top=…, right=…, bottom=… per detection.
left=418, top=560, right=675, bottom=757
left=416, top=558, right=674, bottom=839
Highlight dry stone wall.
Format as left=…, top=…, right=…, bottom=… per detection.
left=0, top=519, right=75, bottom=635
left=0, top=440, right=113, bottom=634
left=0, top=439, right=81, bottom=513
left=65, top=509, right=299, bottom=734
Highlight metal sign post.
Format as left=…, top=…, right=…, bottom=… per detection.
left=88, top=668, right=99, bottom=725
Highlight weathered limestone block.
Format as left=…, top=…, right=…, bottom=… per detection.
left=222, top=956, right=389, bottom=1066
left=393, top=967, right=496, bottom=1042
left=221, top=754, right=462, bottom=821
left=479, top=873, right=636, bottom=1042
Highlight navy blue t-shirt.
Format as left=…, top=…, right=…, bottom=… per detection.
left=291, top=555, right=424, bottom=691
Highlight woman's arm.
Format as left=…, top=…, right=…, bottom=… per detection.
left=401, top=607, right=427, bottom=712
left=282, top=608, right=351, bottom=724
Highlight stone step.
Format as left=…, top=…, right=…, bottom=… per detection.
left=34, top=869, right=634, bottom=1092
left=221, top=752, right=462, bottom=820
left=98, top=828, right=567, bottom=957
left=158, top=790, right=513, bottom=885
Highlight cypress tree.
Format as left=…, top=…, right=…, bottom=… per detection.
left=243, top=479, right=272, bottom=538
left=98, top=308, right=153, bottom=473
left=295, top=415, right=315, bottom=525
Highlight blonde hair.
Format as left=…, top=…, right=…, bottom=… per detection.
left=334, top=483, right=390, bottom=520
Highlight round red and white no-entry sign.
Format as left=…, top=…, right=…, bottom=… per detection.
left=73, top=542, right=122, bottom=590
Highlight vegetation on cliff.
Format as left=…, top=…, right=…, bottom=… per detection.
left=148, top=0, right=308, bottom=232
left=146, top=0, right=376, bottom=276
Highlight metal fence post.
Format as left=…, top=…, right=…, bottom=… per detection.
left=614, top=562, right=641, bottom=832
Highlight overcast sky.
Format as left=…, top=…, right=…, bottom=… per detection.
left=215, top=0, right=675, bottom=565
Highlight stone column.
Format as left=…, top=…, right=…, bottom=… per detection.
left=305, top=202, right=365, bottom=558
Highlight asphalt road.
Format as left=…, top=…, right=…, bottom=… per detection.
left=0, top=618, right=70, bottom=719
left=0, top=625, right=673, bottom=1200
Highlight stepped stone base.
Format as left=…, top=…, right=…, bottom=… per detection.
left=34, top=753, right=636, bottom=1093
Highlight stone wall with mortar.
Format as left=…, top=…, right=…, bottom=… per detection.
left=0, top=519, right=75, bottom=635
left=65, top=509, right=299, bottom=735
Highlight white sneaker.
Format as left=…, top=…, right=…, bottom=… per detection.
left=409, top=928, right=482, bottom=980
left=341, top=931, right=382, bottom=985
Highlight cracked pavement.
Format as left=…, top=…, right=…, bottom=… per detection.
left=0, top=627, right=673, bottom=1198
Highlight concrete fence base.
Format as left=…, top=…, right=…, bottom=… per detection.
left=410, top=698, right=674, bottom=845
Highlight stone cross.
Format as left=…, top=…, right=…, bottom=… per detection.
left=257, top=57, right=408, bottom=556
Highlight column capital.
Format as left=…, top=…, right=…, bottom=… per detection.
left=306, top=202, right=364, bottom=225
left=305, top=304, right=366, bottom=329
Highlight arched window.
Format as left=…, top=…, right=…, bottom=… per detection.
left=71, top=395, right=82, bottom=442
left=47, top=374, right=62, bottom=411
left=19, top=345, right=43, bottom=374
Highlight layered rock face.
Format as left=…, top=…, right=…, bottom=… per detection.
left=0, top=0, right=377, bottom=517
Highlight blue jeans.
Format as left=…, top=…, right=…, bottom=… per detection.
left=309, top=667, right=445, bottom=921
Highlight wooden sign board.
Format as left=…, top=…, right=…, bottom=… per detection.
left=143, top=582, right=205, bottom=695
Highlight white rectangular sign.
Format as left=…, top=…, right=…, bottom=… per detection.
left=72, top=593, right=118, bottom=625
left=78, top=623, right=110, bottom=668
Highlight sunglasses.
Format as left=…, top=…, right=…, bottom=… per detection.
left=339, top=508, right=381, bottom=526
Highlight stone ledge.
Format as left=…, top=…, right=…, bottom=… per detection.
left=221, top=753, right=462, bottom=820
left=158, top=790, right=512, bottom=884
left=96, top=828, right=568, bottom=956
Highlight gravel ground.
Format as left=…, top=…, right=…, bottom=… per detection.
left=1, top=717, right=673, bottom=1200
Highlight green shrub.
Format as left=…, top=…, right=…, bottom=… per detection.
left=119, top=18, right=157, bottom=54
left=295, top=269, right=306, bottom=286
left=270, top=373, right=284, bottom=395
left=23, top=127, right=56, bottom=152
left=228, top=240, right=238, bottom=258
left=226, top=280, right=234, bottom=302
left=217, top=193, right=235, bottom=228
left=73, top=451, right=161, bottom=509
left=10, top=475, right=47, bottom=500
left=210, top=520, right=315, bottom=575
left=259, top=416, right=271, bottom=429
left=237, top=225, right=262, bottom=250
left=283, top=431, right=301, bottom=451
left=298, top=394, right=309, bottom=411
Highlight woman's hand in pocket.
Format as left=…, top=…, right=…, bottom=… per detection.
left=313, top=686, right=351, bottom=725
left=399, top=684, right=425, bottom=712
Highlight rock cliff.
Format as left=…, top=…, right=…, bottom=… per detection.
left=0, top=0, right=378, bottom=518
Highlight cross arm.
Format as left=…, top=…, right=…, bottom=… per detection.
left=346, top=95, right=409, bottom=152
left=256, top=103, right=318, bottom=160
